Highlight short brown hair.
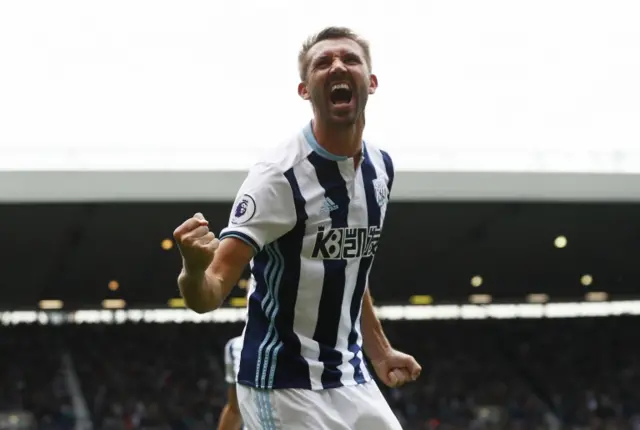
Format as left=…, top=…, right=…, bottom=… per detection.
left=298, top=26, right=372, bottom=81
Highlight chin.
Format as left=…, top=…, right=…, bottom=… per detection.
left=327, top=106, right=359, bottom=125
left=327, top=115, right=358, bottom=127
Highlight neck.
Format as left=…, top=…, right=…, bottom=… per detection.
left=312, top=115, right=365, bottom=158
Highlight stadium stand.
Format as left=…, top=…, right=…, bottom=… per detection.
left=2, top=317, right=640, bottom=430
left=2, top=195, right=640, bottom=430
left=0, top=325, right=75, bottom=430
left=69, top=323, right=232, bottom=430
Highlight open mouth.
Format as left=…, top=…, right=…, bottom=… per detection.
left=330, top=82, right=353, bottom=105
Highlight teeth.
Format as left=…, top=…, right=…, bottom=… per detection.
left=331, top=83, right=350, bottom=91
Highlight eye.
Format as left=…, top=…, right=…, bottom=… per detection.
left=313, top=57, right=332, bottom=69
left=344, top=55, right=361, bottom=65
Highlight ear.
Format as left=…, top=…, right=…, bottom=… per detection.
left=368, top=74, right=378, bottom=95
left=298, top=82, right=311, bottom=100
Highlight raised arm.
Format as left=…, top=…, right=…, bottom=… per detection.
left=174, top=224, right=253, bottom=313
left=173, top=162, right=296, bottom=314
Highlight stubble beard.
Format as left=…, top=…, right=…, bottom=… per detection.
left=311, top=89, right=368, bottom=129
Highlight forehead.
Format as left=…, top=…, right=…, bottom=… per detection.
left=307, top=37, right=366, bottom=61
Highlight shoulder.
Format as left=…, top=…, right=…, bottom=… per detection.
left=364, top=140, right=394, bottom=173
left=239, top=128, right=312, bottom=202
left=364, top=140, right=395, bottom=194
left=364, top=138, right=393, bottom=162
left=250, top=128, right=312, bottom=177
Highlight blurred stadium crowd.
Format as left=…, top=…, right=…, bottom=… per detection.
left=2, top=317, right=639, bottom=430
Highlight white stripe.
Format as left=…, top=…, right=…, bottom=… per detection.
left=291, top=160, right=325, bottom=390
left=333, top=167, right=368, bottom=384
left=355, top=277, right=371, bottom=382
left=354, top=167, right=372, bottom=383
left=365, top=145, right=386, bottom=180
left=355, top=148, right=382, bottom=382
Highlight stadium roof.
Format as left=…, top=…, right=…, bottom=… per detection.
left=0, top=201, right=638, bottom=310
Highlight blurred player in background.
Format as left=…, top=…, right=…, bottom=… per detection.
left=217, top=334, right=244, bottom=430
left=174, top=26, right=420, bottom=429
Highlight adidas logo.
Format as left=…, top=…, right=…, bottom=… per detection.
left=320, top=197, right=339, bottom=214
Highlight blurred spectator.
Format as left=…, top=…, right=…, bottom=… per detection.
left=0, top=325, right=75, bottom=430
left=2, top=317, right=640, bottom=429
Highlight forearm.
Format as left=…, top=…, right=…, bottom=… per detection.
left=361, top=288, right=392, bottom=361
left=217, top=404, right=243, bottom=430
left=177, top=268, right=224, bottom=314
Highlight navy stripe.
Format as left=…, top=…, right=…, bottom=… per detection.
left=380, top=149, right=394, bottom=193
left=256, top=244, right=283, bottom=388
left=261, top=243, right=286, bottom=388
left=264, top=243, right=285, bottom=389
left=253, top=244, right=278, bottom=387
left=271, top=168, right=311, bottom=389
left=348, top=146, right=381, bottom=383
left=237, top=249, right=272, bottom=387
left=219, top=231, right=260, bottom=255
left=307, top=152, right=350, bottom=388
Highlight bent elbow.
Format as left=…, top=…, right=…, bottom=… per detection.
left=184, top=299, right=217, bottom=314
left=228, top=400, right=241, bottom=414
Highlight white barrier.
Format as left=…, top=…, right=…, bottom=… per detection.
left=2, top=300, right=640, bottom=325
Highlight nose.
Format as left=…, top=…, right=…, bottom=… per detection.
left=329, top=58, right=348, bottom=75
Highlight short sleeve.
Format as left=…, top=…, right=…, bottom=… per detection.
left=380, top=150, right=395, bottom=195
left=223, top=339, right=236, bottom=384
left=219, top=162, right=297, bottom=254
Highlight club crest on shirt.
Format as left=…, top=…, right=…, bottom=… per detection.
left=231, top=194, right=256, bottom=225
left=372, top=178, right=388, bottom=208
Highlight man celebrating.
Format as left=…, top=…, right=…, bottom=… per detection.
left=174, top=26, right=421, bottom=429
left=217, top=334, right=244, bottom=430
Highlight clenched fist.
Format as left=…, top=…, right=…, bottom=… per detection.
left=173, top=212, right=220, bottom=274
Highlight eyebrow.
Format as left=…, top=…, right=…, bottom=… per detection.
left=312, top=50, right=361, bottom=65
left=312, top=54, right=332, bottom=65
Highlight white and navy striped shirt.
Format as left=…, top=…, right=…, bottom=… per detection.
left=224, top=335, right=244, bottom=384
left=219, top=122, right=394, bottom=390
